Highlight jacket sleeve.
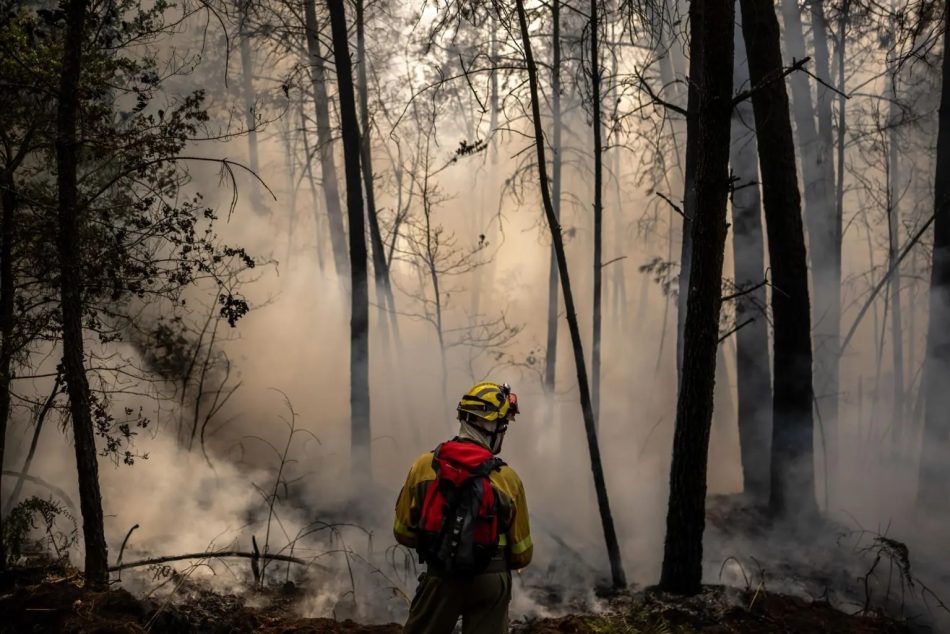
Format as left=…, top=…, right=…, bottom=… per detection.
left=394, top=459, right=423, bottom=548
left=505, top=470, right=533, bottom=569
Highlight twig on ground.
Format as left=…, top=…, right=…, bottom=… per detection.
left=108, top=550, right=308, bottom=572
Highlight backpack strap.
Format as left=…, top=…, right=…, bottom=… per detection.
left=430, top=443, right=444, bottom=475
left=471, top=456, right=505, bottom=477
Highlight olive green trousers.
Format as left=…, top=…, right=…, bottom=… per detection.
left=403, top=570, right=512, bottom=634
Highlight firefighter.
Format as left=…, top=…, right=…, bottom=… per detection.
left=393, top=382, right=533, bottom=634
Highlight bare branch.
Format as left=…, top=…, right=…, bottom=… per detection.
left=732, top=57, right=811, bottom=106
left=109, top=550, right=308, bottom=572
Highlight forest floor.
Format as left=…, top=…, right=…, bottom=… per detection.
left=0, top=564, right=911, bottom=633
left=2, top=495, right=942, bottom=633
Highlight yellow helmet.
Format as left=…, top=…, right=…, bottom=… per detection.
left=457, top=382, right=520, bottom=424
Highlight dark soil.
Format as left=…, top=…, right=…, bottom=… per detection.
left=0, top=566, right=911, bottom=633
left=515, top=586, right=911, bottom=634
left=0, top=565, right=400, bottom=634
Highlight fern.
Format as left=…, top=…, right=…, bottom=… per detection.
left=2, top=496, right=77, bottom=564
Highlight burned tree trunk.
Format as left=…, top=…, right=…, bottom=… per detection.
left=590, top=0, right=604, bottom=421
left=514, top=0, right=626, bottom=589
left=917, top=7, right=950, bottom=513
left=355, top=0, right=398, bottom=339
left=676, top=80, right=700, bottom=381
left=810, top=0, right=842, bottom=478
left=730, top=21, right=772, bottom=503
left=55, top=0, right=109, bottom=588
left=305, top=0, right=349, bottom=279
left=326, top=0, right=370, bottom=478
left=676, top=13, right=702, bottom=382
left=781, top=0, right=839, bottom=473
left=544, top=0, right=562, bottom=395
left=739, top=0, right=817, bottom=518
left=887, top=67, right=905, bottom=451
left=659, top=0, right=734, bottom=596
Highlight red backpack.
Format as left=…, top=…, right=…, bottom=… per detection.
left=417, top=440, right=505, bottom=576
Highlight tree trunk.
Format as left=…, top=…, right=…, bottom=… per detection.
left=326, top=0, right=370, bottom=480
left=916, top=7, right=950, bottom=513
left=781, top=0, right=839, bottom=474
left=544, top=0, right=561, bottom=395
left=810, top=0, right=841, bottom=494
left=606, top=14, right=626, bottom=332
left=355, top=0, right=399, bottom=340
left=6, top=374, right=62, bottom=513
left=832, top=3, right=850, bottom=474
left=0, top=171, right=15, bottom=568
left=305, top=0, right=349, bottom=279
left=739, top=0, right=818, bottom=518
left=55, top=0, right=109, bottom=587
left=590, top=0, right=604, bottom=422
left=887, top=66, right=905, bottom=452
left=238, top=7, right=266, bottom=217
left=676, top=65, right=700, bottom=381
left=730, top=20, right=772, bottom=503
left=282, top=117, right=299, bottom=266
left=514, top=0, right=626, bottom=589
left=834, top=0, right=850, bottom=271
left=659, top=0, right=734, bottom=596
left=300, top=108, right=326, bottom=271
left=489, top=11, right=499, bottom=157
left=658, top=21, right=684, bottom=377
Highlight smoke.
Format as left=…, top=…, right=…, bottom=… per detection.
left=3, top=1, right=950, bottom=629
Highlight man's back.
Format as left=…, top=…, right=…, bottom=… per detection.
left=394, top=444, right=533, bottom=570
left=396, top=382, right=528, bottom=634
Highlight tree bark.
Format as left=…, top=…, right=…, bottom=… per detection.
left=55, top=0, right=109, bottom=588
left=676, top=13, right=701, bottom=382
left=917, top=7, right=950, bottom=513
left=590, top=0, right=604, bottom=422
left=544, top=0, right=562, bottom=395
left=657, top=21, right=685, bottom=377
left=730, top=20, right=772, bottom=503
left=781, top=0, right=839, bottom=475
left=739, top=0, right=818, bottom=518
left=305, top=0, right=350, bottom=279
left=326, top=0, right=370, bottom=480
left=659, top=0, right=734, bottom=596
left=514, top=0, right=626, bottom=589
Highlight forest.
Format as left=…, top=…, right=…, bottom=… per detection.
left=0, top=0, right=948, bottom=631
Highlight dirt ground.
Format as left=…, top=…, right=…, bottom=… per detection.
left=0, top=565, right=911, bottom=633
left=514, top=587, right=910, bottom=633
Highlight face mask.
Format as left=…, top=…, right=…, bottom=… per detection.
left=490, top=431, right=505, bottom=455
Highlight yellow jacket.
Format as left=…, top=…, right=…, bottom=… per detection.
left=393, top=446, right=533, bottom=570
